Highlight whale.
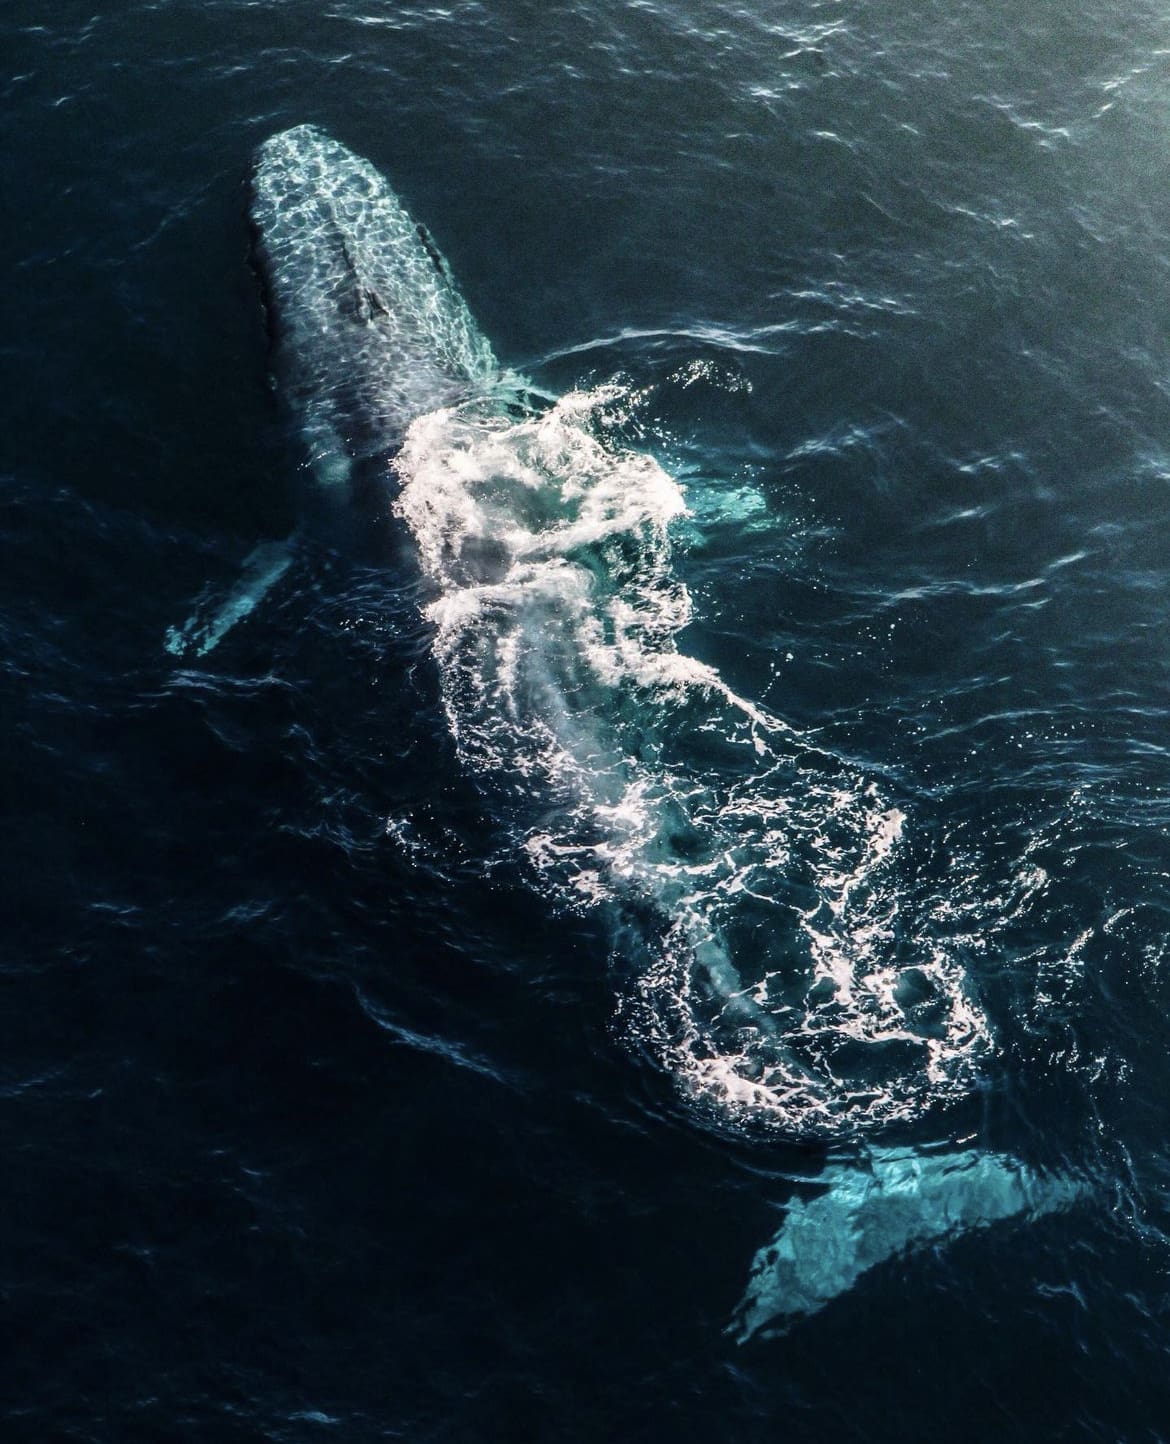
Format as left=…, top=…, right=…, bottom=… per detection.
left=166, top=125, right=1085, bottom=1331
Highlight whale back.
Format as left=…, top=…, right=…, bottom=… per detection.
left=250, top=124, right=496, bottom=482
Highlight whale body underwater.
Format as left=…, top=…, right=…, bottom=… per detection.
left=167, top=125, right=1084, bottom=1337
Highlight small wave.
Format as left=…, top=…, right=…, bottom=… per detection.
left=395, top=381, right=991, bottom=1135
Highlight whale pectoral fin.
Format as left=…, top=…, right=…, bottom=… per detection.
left=164, top=536, right=295, bottom=659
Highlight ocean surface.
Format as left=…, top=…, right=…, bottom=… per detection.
left=6, top=1, right=1170, bottom=1439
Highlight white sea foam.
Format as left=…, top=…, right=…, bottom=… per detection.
left=395, top=381, right=991, bottom=1134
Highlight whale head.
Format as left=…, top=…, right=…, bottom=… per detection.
left=249, top=124, right=496, bottom=484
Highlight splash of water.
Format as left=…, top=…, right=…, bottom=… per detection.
left=394, top=380, right=992, bottom=1135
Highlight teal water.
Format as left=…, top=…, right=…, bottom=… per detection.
left=5, top=1, right=1170, bottom=1439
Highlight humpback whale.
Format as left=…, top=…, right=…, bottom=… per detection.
left=167, top=125, right=1085, bottom=1329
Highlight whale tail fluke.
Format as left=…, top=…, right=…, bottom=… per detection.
left=164, top=537, right=295, bottom=659
left=729, top=1145, right=1085, bottom=1343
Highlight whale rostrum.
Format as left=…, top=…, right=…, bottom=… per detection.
left=165, top=124, right=498, bottom=657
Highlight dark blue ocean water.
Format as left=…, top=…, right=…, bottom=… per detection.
left=7, top=1, right=1170, bottom=1439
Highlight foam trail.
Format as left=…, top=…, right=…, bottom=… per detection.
left=394, top=382, right=993, bottom=1136
left=729, top=1145, right=1085, bottom=1341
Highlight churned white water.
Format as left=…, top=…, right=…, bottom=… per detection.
left=394, top=381, right=992, bottom=1134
